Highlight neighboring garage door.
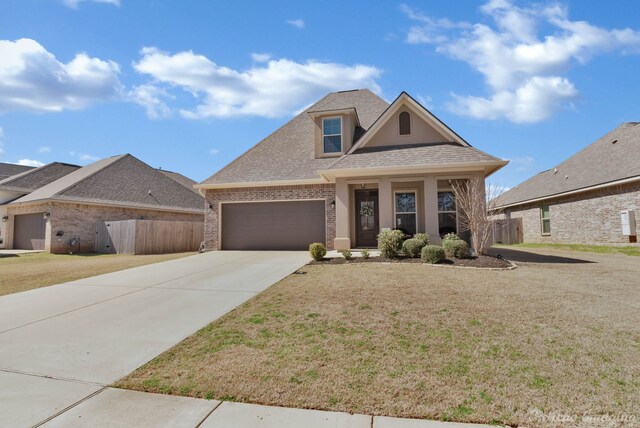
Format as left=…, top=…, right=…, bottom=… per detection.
left=221, top=201, right=326, bottom=250
left=13, top=213, right=46, bottom=250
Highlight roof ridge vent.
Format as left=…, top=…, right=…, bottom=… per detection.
left=611, top=139, right=618, bottom=144
left=553, top=168, right=558, bottom=174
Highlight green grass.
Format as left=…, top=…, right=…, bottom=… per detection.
left=497, top=243, right=640, bottom=256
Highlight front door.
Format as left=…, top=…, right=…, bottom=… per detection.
left=355, top=189, right=379, bottom=248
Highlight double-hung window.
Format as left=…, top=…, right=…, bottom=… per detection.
left=541, top=205, right=551, bottom=235
left=322, top=117, right=342, bottom=154
left=394, top=191, right=417, bottom=235
left=437, top=191, right=457, bottom=235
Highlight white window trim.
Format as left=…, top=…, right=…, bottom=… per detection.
left=322, top=116, right=343, bottom=154
left=540, top=205, right=551, bottom=236
left=437, top=190, right=459, bottom=235
left=398, top=110, right=412, bottom=136
left=393, top=189, right=418, bottom=234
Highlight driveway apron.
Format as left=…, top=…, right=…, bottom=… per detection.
left=0, top=251, right=309, bottom=427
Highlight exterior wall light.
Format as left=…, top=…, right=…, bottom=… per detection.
left=1, top=216, right=8, bottom=222
left=43, top=212, right=51, bottom=221
left=330, top=200, right=336, bottom=209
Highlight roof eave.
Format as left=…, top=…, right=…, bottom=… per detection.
left=318, top=160, right=508, bottom=181
left=8, top=197, right=204, bottom=215
left=196, top=178, right=328, bottom=190
left=495, top=174, right=640, bottom=209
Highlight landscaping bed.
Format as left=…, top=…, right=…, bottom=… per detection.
left=116, top=251, right=640, bottom=426
left=309, top=254, right=511, bottom=269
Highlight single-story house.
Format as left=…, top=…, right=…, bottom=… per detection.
left=0, top=154, right=204, bottom=252
left=196, top=89, right=507, bottom=251
left=493, top=122, right=640, bottom=244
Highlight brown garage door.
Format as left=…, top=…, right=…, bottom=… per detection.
left=221, top=201, right=326, bottom=250
left=13, top=213, right=46, bottom=250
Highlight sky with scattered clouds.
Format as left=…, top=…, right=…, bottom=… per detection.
left=0, top=0, right=639, bottom=187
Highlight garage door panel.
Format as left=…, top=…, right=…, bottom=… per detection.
left=222, top=201, right=325, bottom=250
left=14, top=213, right=46, bottom=251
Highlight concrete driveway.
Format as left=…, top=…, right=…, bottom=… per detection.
left=0, top=251, right=309, bottom=427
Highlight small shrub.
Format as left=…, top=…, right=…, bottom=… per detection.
left=340, top=249, right=353, bottom=260
left=402, top=238, right=426, bottom=258
left=421, top=245, right=445, bottom=264
left=309, top=243, right=326, bottom=261
left=413, top=233, right=429, bottom=246
left=443, top=238, right=470, bottom=259
left=378, top=229, right=404, bottom=258
left=442, top=232, right=459, bottom=242
left=361, top=249, right=370, bottom=259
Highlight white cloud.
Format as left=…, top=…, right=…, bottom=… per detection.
left=209, top=148, right=220, bottom=155
left=133, top=47, right=382, bottom=119
left=69, top=151, right=99, bottom=162
left=403, top=1, right=640, bottom=123
left=506, top=155, right=535, bottom=172
left=16, top=159, right=45, bottom=167
left=62, top=0, right=120, bottom=8
left=0, top=38, right=123, bottom=114
left=251, top=53, right=272, bottom=63
left=128, top=84, right=173, bottom=119
left=286, top=19, right=305, bottom=29
left=38, top=146, right=52, bottom=153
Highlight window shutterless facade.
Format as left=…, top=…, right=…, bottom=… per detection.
left=437, top=191, right=457, bottom=236
left=394, top=191, right=417, bottom=235
left=322, top=117, right=342, bottom=154
left=541, top=205, right=551, bottom=235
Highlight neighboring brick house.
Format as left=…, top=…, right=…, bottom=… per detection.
left=493, top=123, right=640, bottom=244
left=0, top=154, right=204, bottom=253
left=197, top=89, right=507, bottom=251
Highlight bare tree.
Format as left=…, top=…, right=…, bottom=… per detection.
left=451, top=177, right=505, bottom=255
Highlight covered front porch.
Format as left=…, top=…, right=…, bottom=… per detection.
left=333, top=174, right=477, bottom=250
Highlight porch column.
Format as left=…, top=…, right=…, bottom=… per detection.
left=378, top=177, right=393, bottom=230
left=424, top=176, right=441, bottom=244
left=334, top=178, right=351, bottom=250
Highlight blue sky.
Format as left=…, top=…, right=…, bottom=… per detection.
left=1, top=0, right=639, bottom=188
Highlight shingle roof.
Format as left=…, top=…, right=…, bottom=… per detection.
left=13, top=154, right=204, bottom=212
left=0, top=162, right=80, bottom=192
left=158, top=170, right=199, bottom=194
left=200, top=89, right=389, bottom=185
left=495, top=122, right=640, bottom=207
left=325, top=143, right=503, bottom=171
left=0, top=162, right=35, bottom=181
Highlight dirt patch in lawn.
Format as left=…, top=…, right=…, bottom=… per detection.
left=310, top=255, right=511, bottom=269
left=117, top=249, right=640, bottom=426
left=0, top=252, right=195, bottom=296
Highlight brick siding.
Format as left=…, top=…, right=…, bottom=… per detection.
left=203, top=184, right=336, bottom=250
left=7, top=202, right=203, bottom=253
left=503, top=181, right=640, bottom=244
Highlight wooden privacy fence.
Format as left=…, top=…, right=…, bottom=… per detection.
left=95, top=219, right=204, bottom=254
left=490, top=218, right=523, bottom=245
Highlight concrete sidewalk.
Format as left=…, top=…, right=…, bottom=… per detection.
left=40, top=387, right=495, bottom=428
left=0, top=251, right=310, bottom=427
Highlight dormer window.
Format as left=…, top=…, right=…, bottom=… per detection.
left=399, top=111, right=411, bottom=135
left=322, top=117, right=342, bottom=153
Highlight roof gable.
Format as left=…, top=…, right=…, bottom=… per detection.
left=348, top=92, right=469, bottom=154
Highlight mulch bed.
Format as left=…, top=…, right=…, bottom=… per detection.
left=309, top=254, right=512, bottom=269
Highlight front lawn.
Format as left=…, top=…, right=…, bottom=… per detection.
left=498, top=242, right=640, bottom=256
left=0, top=252, right=195, bottom=296
left=116, top=252, right=640, bottom=426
